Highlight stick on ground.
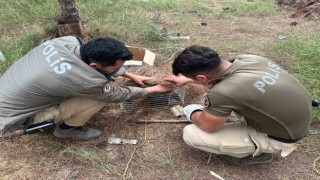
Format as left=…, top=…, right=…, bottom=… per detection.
left=131, top=119, right=190, bottom=123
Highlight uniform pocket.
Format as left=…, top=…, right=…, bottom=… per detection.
left=218, top=134, right=255, bottom=154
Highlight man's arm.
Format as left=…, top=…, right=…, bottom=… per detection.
left=163, top=75, right=194, bottom=87
left=97, top=82, right=173, bottom=103
left=190, top=110, right=229, bottom=133
left=145, top=84, right=174, bottom=94
left=122, top=72, right=153, bottom=86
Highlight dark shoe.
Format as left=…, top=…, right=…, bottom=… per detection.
left=53, top=126, right=102, bottom=140
left=218, top=153, right=273, bottom=166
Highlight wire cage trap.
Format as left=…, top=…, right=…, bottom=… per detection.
left=120, top=87, right=186, bottom=113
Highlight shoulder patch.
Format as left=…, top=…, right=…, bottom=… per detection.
left=203, top=95, right=210, bottom=107
left=104, top=84, right=114, bottom=93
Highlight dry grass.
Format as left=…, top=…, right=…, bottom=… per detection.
left=1, top=110, right=320, bottom=179
left=1, top=66, right=320, bottom=179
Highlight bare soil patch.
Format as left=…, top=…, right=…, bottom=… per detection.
left=277, top=0, right=320, bottom=20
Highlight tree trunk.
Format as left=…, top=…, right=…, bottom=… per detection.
left=57, top=0, right=88, bottom=41
left=58, top=0, right=81, bottom=24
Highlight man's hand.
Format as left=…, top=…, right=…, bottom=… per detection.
left=131, top=75, right=153, bottom=86
left=146, top=84, right=174, bottom=94
left=122, top=72, right=153, bottom=86
left=163, top=75, right=194, bottom=87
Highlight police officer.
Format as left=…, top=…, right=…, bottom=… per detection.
left=0, top=36, right=172, bottom=141
left=164, top=45, right=311, bottom=165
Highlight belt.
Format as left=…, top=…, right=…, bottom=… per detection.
left=268, top=135, right=301, bottom=143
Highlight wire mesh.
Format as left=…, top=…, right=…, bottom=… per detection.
left=120, top=87, right=186, bottom=113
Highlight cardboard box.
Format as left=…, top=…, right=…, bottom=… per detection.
left=125, top=46, right=155, bottom=66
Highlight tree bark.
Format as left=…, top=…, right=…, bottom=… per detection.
left=58, top=0, right=81, bottom=24
left=57, top=0, right=88, bottom=41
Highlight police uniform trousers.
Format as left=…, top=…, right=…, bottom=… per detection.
left=32, top=98, right=106, bottom=126
left=183, top=119, right=297, bottom=158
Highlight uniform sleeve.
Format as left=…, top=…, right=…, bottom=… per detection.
left=60, top=80, right=148, bottom=103
left=53, top=68, right=147, bottom=102
left=101, top=84, right=148, bottom=102
left=204, top=91, right=242, bottom=117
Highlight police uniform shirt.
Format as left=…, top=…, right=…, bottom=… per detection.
left=0, top=36, right=147, bottom=132
left=205, top=55, right=311, bottom=140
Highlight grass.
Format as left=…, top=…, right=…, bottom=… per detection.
left=0, top=0, right=184, bottom=74
left=183, top=170, right=193, bottom=180
left=0, top=0, right=60, bottom=74
left=0, top=0, right=280, bottom=73
left=270, top=32, right=320, bottom=120
left=0, top=0, right=320, bottom=178
left=215, top=0, right=279, bottom=18
left=303, top=135, right=320, bottom=156
left=78, top=0, right=184, bottom=43
left=0, top=0, right=59, bottom=28
left=157, top=154, right=179, bottom=178
left=0, top=32, right=44, bottom=74
left=62, top=147, right=119, bottom=174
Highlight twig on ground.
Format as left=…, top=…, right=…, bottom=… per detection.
left=207, top=153, right=213, bottom=165
left=167, top=140, right=180, bottom=179
left=130, top=119, right=190, bottom=123
left=149, top=46, right=183, bottom=51
left=209, top=171, right=225, bottom=180
left=313, top=156, right=320, bottom=175
left=122, top=123, right=148, bottom=180
left=163, top=48, right=184, bottom=64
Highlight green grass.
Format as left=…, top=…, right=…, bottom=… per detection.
left=157, top=154, right=180, bottom=178
left=216, top=0, right=279, bottom=18
left=308, top=130, right=320, bottom=137
left=0, top=32, right=44, bottom=74
left=77, top=0, right=183, bottom=43
left=63, top=147, right=118, bottom=174
left=0, top=0, right=59, bottom=27
left=183, top=170, right=193, bottom=180
left=0, top=0, right=183, bottom=73
left=0, top=0, right=60, bottom=74
left=304, top=130, right=320, bottom=156
left=0, top=0, right=317, bottom=116
left=270, top=32, right=320, bottom=120
left=133, top=0, right=180, bottom=11
left=0, top=0, right=320, bottom=178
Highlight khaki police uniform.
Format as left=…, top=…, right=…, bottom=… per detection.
left=0, top=36, right=147, bottom=132
left=183, top=55, right=311, bottom=158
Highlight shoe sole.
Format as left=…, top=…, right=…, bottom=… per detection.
left=53, top=131, right=102, bottom=141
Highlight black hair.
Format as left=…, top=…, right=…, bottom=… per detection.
left=80, top=37, right=133, bottom=66
left=172, top=45, right=222, bottom=78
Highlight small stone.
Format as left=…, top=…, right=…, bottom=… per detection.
left=290, top=21, right=298, bottom=26
left=201, top=22, right=207, bottom=26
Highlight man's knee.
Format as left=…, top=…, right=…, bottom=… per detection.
left=182, top=124, right=198, bottom=146
left=59, top=98, right=106, bottom=113
left=33, top=106, right=60, bottom=124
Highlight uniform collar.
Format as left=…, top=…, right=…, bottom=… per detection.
left=75, top=46, right=82, bottom=60
left=219, top=59, right=240, bottom=78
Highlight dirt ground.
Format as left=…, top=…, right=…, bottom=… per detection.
left=1, top=1, right=320, bottom=180
left=277, top=0, right=320, bottom=20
